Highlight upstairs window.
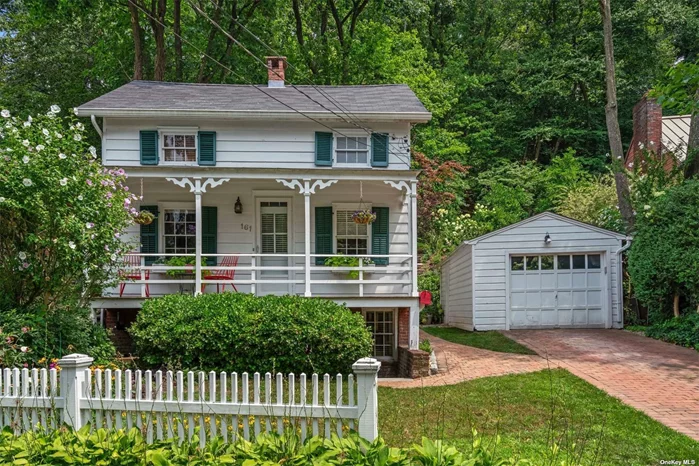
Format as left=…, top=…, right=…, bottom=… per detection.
left=336, top=136, right=369, bottom=166
left=163, top=134, right=196, bottom=163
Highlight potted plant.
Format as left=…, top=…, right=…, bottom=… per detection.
left=162, top=256, right=211, bottom=278
left=323, top=255, right=375, bottom=279
left=133, top=210, right=155, bottom=225
left=352, top=210, right=376, bottom=224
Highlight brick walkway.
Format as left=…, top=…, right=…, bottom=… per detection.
left=379, top=330, right=546, bottom=388
left=504, top=329, right=699, bottom=441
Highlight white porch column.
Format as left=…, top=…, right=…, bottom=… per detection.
left=303, top=179, right=312, bottom=297
left=166, top=177, right=230, bottom=296
left=410, top=180, right=419, bottom=297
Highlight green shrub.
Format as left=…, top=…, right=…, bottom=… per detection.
left=129, top=293, right=373, bottom=374
left=644, top=313, right=699, bottom=350
left=418, top=339, right=432, bottom=353
left=0, top=307, right=116, bottom=366
left=0, top=426, right=527, bottom=465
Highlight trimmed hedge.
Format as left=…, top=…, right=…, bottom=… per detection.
left=129, top=293, right=373, bottom=374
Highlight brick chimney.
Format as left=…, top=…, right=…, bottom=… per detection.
left=626, top=94, right=662, bottom=167
left=266, top=56, right=287, bottom=88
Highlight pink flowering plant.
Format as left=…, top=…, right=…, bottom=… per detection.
left=0, top=106, right=137, bottom=311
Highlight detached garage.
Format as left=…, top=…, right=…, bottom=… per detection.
left=440, top=212, right=631, bottom=331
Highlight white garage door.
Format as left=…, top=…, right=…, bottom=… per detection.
left=509, top=253, right=606, bottom=329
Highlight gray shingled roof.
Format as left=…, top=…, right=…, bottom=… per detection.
left=77, top=81, right=431, bottom=120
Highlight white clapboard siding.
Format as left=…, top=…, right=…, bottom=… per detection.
left=441, top=244, right=473, bottom=330
left=0, top=355, right=380, bottom=446
left=103, top=118, right=411, bottom=170
left=440, top=213, right=626, bottom=331
left=111, top=178, right=412, bottom=298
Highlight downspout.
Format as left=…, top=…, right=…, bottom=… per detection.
left=90, top=115, right=103, bottom=137
left=615, top=237, right=633, bottom=328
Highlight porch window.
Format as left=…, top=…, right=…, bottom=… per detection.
left=364, top=310, right=395, bottom=358
left=335, top=210, right=369, bottom=255
left=335, top=136, right=369, bottom=165
left=163, top=134, right=196, bottom=163
left=163, top=209, right=196, bottom=254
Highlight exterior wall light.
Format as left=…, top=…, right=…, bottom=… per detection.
left=544, top=233, right=552, bottom=244
left=234, top=197, right=243, bottom=214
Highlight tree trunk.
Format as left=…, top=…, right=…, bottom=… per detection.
left=598, top=0, right=635, bottom=232
left=197, top=0, right=224, bottom=83
left=173, top=0, right=183, bottom=81
left=673, top=293, right=680, bottom=318
left=682, top=90, right=699, bottom=179
left=150, top=0, right=167, bottom=81
left=128, top=1, right=144, bottom=80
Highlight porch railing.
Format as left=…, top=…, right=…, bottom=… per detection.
left=116, top=253, right=414, bottom=298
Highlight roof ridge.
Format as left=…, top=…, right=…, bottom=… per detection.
left=129, top=80, right=410, bottom=88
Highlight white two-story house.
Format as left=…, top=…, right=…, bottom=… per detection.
left=77, top=57, right=431, bottom=377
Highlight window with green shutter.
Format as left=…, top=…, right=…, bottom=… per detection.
left=140, top=206, right=159, bottom=265
left=315, top=132, right=333, bottom=166
left=371, top=133, right=389, bottom=167
left=371, top=207, right=390, bottom=265
left=202, top=206, right=217, bottom=266
left=315, top=206, right=333, bottom=265
left=198, top=131, right=216, bottom=166
left=140, top=131, right=159, bottom=165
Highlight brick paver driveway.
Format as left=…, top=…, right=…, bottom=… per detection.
left=504, top=329, right=699, bottom=441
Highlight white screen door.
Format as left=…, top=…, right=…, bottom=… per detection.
left=257, top=201, right=290, bottom=295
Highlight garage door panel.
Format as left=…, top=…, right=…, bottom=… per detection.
left=509, top=253, right=607, bottom=329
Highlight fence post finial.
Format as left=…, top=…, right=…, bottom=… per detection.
left=57, top=353, right=93, bottom=430
left=352, top=357, right=381, bottom=441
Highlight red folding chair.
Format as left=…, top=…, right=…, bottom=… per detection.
left=119, top=254, right=150, bottom=297
left=206, top=255, right=239, bottom=293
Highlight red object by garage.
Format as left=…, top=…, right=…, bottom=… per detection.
left=419, top=290, right=432, bottom=305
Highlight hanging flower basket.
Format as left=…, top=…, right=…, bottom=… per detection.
left=133, top=211, right=155, bottom=225
left=352, top=210, right=376, bottom=224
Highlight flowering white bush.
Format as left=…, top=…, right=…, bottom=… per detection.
left=0, top=107, right=136, bottom=310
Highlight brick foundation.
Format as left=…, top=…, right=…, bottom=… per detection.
left=397, top=307, right=409, bottom=347
left=104, top=309, right=138, bottom=356
left=397, top=345, right=430, bottom=378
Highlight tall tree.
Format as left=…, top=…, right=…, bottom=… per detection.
left=127, top=0, right=146, bottom=80
left=598, top=0, right=635, bottom=231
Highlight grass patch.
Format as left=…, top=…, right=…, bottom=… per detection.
left=422, top=326, right=537, bottom=354
left=379, top=369, right=698, bottom=465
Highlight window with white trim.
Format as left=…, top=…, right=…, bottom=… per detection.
left=364, top=310, right=395, bottom=358
left=163, top=134, right=197, bottom=163
left=163, top=209, right=196, bottom=254
left=335, top=136, right=369, bottom=165
left=335, top=209, right=370, bottom=255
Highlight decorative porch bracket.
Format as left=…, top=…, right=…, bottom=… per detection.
left=165, top=177, right=231, bottom=295
left=276, top=178, right=339, bottom=296
left=385, top=180, right=419, bottom=297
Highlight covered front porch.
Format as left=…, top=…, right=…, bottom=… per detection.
left=104, top=168, right=419, bottom=300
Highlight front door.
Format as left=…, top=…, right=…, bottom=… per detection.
left=256, top=200, right=291, bottom=295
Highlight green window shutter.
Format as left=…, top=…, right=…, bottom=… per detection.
left=202, top=206, right=218, bottom=266
left=372, top=207, right=390, bottom=265
left=140, top=206, right=159, bottom=266
left=315, top=132, right=333, bottom=166
left=371, top=133, right=389, bottom=167
left=315, top=206, right=333, bottom=265
left=140, top=131, right=159, bottom=165
left=198, top=131, right=216, bottom=166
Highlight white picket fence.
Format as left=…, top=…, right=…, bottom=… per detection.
left=0, top=354, right=381, bottom=446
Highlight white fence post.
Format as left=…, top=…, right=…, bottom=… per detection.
left=57, top=353, right=93, bottom=430
left=352, top=357, right=381, bottom=441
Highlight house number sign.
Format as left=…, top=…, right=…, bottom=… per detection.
left=241, top=223, right=252, bottom=231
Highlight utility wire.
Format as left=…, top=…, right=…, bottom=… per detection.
left=190, top=0, right=413, bottom=165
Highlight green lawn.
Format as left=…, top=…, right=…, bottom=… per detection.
left=379, top=369, right=698, bottom=465
left=422, top=326, right=537, bottom=354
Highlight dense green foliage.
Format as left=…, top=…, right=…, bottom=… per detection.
left=0, top=307, right=116, bottom=366
left=130, top=293, right=373, bottom=374
left=635, top=313, right=699, bottom=350
left=0, top=425, right=531, bottom=466
left=628, top=180, right=699, bottom=318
